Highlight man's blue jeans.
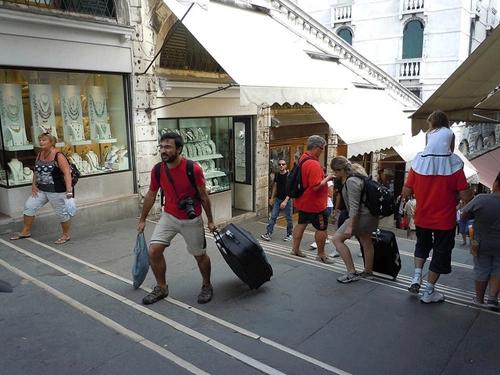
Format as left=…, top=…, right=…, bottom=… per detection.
left=266, top=198, right=293, bottom=235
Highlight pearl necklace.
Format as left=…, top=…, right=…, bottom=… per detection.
left=38, top=93, right=52, bottom=120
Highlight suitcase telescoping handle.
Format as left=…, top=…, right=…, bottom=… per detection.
left=213, top=229, right=240, bottom=253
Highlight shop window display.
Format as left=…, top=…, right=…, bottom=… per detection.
left=0, top=69, right=130, bottom=187
left=158, top=117, right=231, bottom=194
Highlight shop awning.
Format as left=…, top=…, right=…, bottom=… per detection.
left=314, top=88, right=409, bottom=158
left=411, top=25, right=500, bottom=135
left=164, top=0, right=352, bottom=106
left=470, top=147, right=500, bottom=189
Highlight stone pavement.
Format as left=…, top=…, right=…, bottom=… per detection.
left=0, top=215, right=498, bottom=375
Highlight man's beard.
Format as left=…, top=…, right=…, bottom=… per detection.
left=161, top=153, right=178, bottom=163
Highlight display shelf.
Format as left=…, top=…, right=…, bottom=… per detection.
left=205, top=171, right=227, bottom=179
left=2, top=145, right=34, bottom=152
left=95, top=138, right=117, bottom=144
left=189, top=154, right=223, bottom=162
left=67, top=140, right=92, bottom=146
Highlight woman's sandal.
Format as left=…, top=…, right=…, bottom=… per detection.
left=55, top=238, right=71, bottom=245
left=10, top=234, right=31, bottom=241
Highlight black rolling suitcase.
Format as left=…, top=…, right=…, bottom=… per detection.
left=213, top=223, right=273, bottom=289
left=359, top=229, right=402, bottom=279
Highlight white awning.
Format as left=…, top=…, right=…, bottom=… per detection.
left=164, top=0, right=352, bottom=106
left=314, top=88, right=408, bottom=158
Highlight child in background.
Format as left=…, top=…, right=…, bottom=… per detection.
left=411, top=110, right=463, bottom=176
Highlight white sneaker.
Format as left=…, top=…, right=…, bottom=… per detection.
left=421, top=290, right=445, bottom=304
left=329, top=250, right=340, bottom=257
left=311, top=240, right=330, bottom=249
left=283, top=234, right=292, bottom=242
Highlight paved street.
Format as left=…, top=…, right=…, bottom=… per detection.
left=1, top=216, right=499, bottom=375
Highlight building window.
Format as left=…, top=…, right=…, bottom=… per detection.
left=402, top=20, right=423, bottom=59
left=338, top=28, right=353, bottom=45
left=0, top=69, right=130, bottom=188
left=2, top=0, right=116, bottom=18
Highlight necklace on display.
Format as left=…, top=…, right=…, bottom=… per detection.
left=90, top=96, right=106, bottom=118
left=98, top=122, right=111, bottom=138
left=8, top=159, right=23, bottom=182
left=8, top=125, right=25, bottom=146
left=70, top=122, right=84, bottom=141
left=6, top=96, right=21, bottom=122
left=38, top=93, right=52, bottom=120
left=66, top=96, right=80, bottom=120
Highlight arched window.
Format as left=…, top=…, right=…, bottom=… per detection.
left=338, top=28, right=353, bottom=45
left=402, top=20, right=423, bottom=58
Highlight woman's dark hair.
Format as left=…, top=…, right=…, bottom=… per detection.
left=496, top=171, right=500, bottom=184
left=427, top=110, right=449, bottom=129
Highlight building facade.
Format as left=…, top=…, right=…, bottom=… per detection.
left=293, top=0, right=499, bottom=101
left=0, top=0, right=420, bottom=228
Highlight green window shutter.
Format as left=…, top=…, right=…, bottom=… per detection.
left=403, top=21, right=423, bottom=58
left=338, top=29, right=353, bottom=45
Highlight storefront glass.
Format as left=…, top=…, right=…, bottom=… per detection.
left=158, top=117, right=237, bottom=194
left=0, top=69, right=129, bottom=187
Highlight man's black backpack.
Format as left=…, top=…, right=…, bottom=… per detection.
left=348, top=174, right=395, bottom=217
left=285, top=156, right=315, bottom=198
left=154, top=159, right=197, bottom=206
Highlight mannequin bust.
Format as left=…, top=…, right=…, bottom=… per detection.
left=23, top=167, right=34, bottom=182
left=8, top=159, right=24, bottom=183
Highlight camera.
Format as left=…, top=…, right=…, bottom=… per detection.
left=178, top=197, right=196, bottom=219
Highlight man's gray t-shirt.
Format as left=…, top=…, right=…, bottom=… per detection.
left=463, top=194, right=500, bottom=256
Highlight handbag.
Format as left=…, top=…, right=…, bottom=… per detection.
left=52, top=152, right=80, bottom=193
left=469, top=217, right=500, bottom=258
left=132, top=232, right=150, bottom=289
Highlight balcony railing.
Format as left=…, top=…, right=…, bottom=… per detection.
left=398, top=59, right=422, bottom=79
left=400, top=0, right=425, bottom=17
left=1, top=0, right=116, bottom=19
left=330, top=3, right=353, bottom=25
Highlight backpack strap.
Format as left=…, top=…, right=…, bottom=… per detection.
left=154, top=162, right=164, bottom=206
left=155, top=159, right=200, bottom=206
left=298, top=155, right=315, bottom=189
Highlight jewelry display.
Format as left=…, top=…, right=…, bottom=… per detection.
left=68, top=122, right=85, bottom=141
left=7, top=125, right=28, bottom=146
left=7, top=159, right=24, bottom=183
left=6, top=96, right=21, bottom=123
left=23, top=167, right=34, bottom=182
left=66, top=96, right=80, bottom=121
left=85, top=150, right=99, bottom=171
left=69, top=153, right=83, bottom=171
left=38, top=93, right=52, bottom=120
left=96, top=122, right=112, bottom=139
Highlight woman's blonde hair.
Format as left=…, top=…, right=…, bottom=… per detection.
left=330, top=156, right=367, bottom=177
left=38, top=132, right=57, bottom=147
